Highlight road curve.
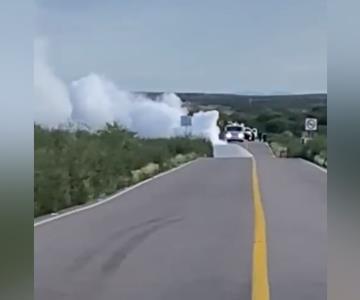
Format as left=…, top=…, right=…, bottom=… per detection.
left=35, top=142, right=326, bottom=300
left=35, top=157, right=254, bottom=300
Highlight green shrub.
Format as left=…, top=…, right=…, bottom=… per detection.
left=269, top=132, right=327, bottom=167
left=34, top=124, right=212, bottom=217
left=302, top=135, right=327, bottom=161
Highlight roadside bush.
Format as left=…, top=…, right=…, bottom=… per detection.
left=34, top=124, right=212, bottom=217
left=269, top=132, right=327, bottom=167
left=302, top=135, right=327, bottom=162
left=269, top=133, right=303, bottom=157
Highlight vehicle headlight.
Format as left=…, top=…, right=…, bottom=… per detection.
left=238, top=132, right=244, bottom=138
left=225, top=132, right=232, bottom=138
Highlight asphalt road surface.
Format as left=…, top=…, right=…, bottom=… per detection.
left=35, top=142, right=326, bottom=300
left=248, top=142, right=327, bottom=300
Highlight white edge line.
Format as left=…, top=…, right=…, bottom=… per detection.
left=264, top=142, right=276, bottom=158
left=300, top=158, right=327, bottom=173
left=34, top=159, right=200, bottom=227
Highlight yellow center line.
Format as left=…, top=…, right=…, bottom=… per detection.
left=251, top=157, right=270, bottom=300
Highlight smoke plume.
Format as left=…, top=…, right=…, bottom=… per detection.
left=34, top=38, right=72, bottom=126
left=34, top=38, right=222, bottom=144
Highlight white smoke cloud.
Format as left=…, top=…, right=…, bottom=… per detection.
left=34, top=38, right=72, bottom=126
left=70, top=74, right=187, bottom=138
left=34, top=38, right=223, bottom=144
left=191, top=110, right=221, bottom=142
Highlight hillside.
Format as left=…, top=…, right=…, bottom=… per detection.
left=140, top=92, right=327, bottom=111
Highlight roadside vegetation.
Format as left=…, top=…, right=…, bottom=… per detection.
left=35, top=94, right=327, bottom=216
left=268, top=132, right=327, bottom=167
left=187, top=93, right=327, bottom=168
left=34, top=123, right=212, bottom=217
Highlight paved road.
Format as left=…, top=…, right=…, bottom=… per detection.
left=212, top=142, right=253, bottom=158
left=35, top=142, right=326, bottom=300
left=247, top=142, right=327, bottom=300
left=35, top=157, right=254, bottom=300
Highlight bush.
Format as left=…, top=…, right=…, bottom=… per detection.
left=302, top=135, right=327, bottom=161
left=269, top=133, right=303, bottom=157
left=256, top=110, right=283, bottom=123
left=269, top=132, right=327, bottom=167
left=34, top=124, right=212, bottom=217
left=265, top=117, right=291, bottom=133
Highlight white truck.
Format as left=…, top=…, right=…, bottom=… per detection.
left=224, top=122, right=245, bottom=143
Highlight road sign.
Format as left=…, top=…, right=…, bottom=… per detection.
left=180, top=115, right=192, bottom=127
left=305, top=118, right=318, bottom=131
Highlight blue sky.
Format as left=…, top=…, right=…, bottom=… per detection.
left=36, top=0, right=326, bottom=94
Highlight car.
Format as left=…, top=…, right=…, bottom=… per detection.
left=224, top=123, right=245, bottom=142
left=244, top=127, right=255, bottom=141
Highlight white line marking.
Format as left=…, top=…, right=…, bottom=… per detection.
left=34, top=159, right=199, bottom=227
left=300, top=159, right=327, bottom=173
left=264, top=143, right=275, bottom=158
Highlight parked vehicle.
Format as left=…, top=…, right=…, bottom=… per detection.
left=244, top=127, right=255, bottom=141
left=224, top=122, right=245, bottom=142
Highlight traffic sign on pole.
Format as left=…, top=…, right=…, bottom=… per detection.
left=180, top=115, right=192, bottom=127
left=180, top=115, right=192, bottom=136
left=305, top=118, right=318, bottom=131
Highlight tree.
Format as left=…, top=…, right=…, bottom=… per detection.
left=265, top=118, right=289, bottom=133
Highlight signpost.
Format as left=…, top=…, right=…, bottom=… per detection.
left=305, top=118, right=318, bottom=131
left=303, top=118, right=318, bottom=142
left=180, top=115, right=192, bottom=136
